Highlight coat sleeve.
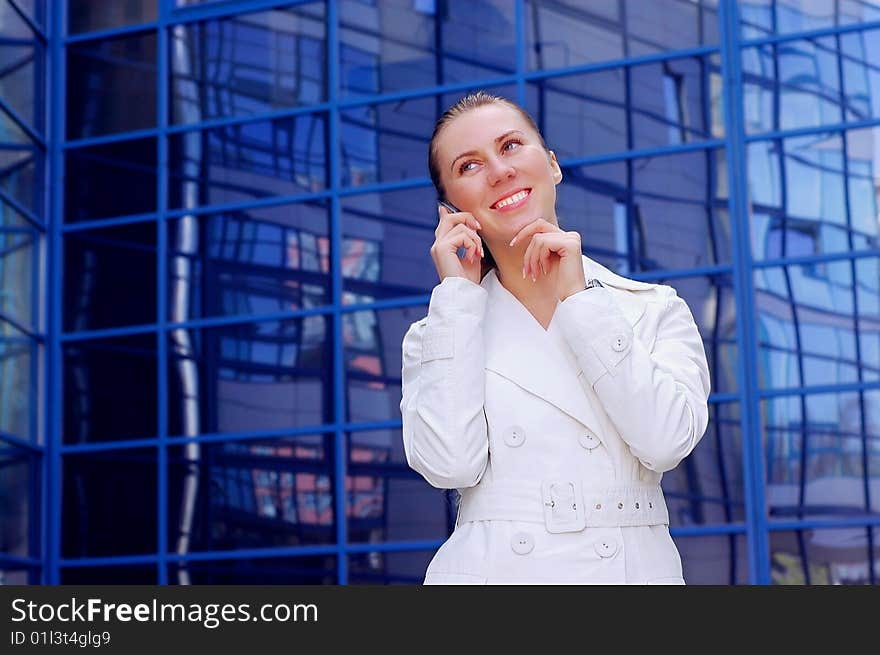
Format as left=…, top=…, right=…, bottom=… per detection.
left=555, top=284, right=711, bottom=473
left=399, top=276, right=490, bottom=489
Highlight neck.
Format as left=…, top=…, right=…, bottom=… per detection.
left=489, top=241, right=559, bottom=305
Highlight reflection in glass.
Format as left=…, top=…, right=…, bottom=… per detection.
left=0, top=42, right=43, bottom=132
left=68, top=0, right=156, bottom=34
left=754, top=260, right=874, bottom=389
left=676, top=533, right=750, bottom=584
left=0, top=204, right=36, bottom=330
left=740, top=0, right=880, bottom=39
left=565, top=149, right=730, bottom=272
left=0, top=570, right=34, bottom=584
left=170, top=4, right=326, bottom=125
left=341, top=187, right=442, bottom=301
left=856, top=260, right=880, bottom=382
left=770, top=527, right=880, bottom=584
left=62, top=449, right=157, bottom=557
left=340, top=0, right=515, bottom=98
left=170, top=556, right=335, bottom=584
left=65, top=138, right=157, bottom=222
left=168, top=201, right=330, bottom=323
left=0, top=329, right=32, bottom=440
left=526, top=0, right=719, bottom=69
left=64, top=222, right=157, bottom=332
left=841, top=29, right=880, bottom=123
left=62, top=334, right=158, bottom=444
left=0, top=148, right=42, bottom=217
left=167, top=319, right=330, bottom=438
left=168, top=116, right=327, bottom=210
left=67, top=32, right=157, bottom=139
left=0, top=448, right=35, bottom=557
left=348, top=549, right=435, bottom=585
left=61, top=566, right=156, bottom=584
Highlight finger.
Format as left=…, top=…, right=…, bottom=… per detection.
left=528, top=235, right=546, bottom=281
left=523, top=233, right=541, bottom=280
left=509, top=217, right=553, bottom=247
left=436, top=209, right=482, bottom=237
left=539, top=243, right=552, bottom=276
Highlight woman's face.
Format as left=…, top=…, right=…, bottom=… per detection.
left=436, top=103, right=562, bottom=250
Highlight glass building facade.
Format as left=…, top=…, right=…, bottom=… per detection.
left=0, top=0, right=878, bottom=584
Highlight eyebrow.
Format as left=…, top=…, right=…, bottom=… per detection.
left=449, top=130, right=526, bottom=173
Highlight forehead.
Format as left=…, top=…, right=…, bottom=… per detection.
left=437, top=104, right=538, bottom=159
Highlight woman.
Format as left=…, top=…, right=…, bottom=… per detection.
left=400, top=91, right=711, bottom=584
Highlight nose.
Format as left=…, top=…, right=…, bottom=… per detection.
left=486, top=154, right=515, bottom=186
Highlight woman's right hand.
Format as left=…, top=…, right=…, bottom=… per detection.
left=430, top=204, right=484, bottom=285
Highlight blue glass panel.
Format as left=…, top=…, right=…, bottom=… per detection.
left=841, top=28, right=880, bottom=123
left=676, top=533, right=750, bottom=584
left=0, top=147, right=42, bottom=217
left=845, top=127, right=880, bottom=253
left=0, top=1, right=34, bottom=38
left=0, top=43, right=44, bottom=133
left=0, top=326, right=33, bottom=441
left=169, top=556, right=335, bottom=584
left=64, top=222, right=157, bottom=332
left=0, top=446, right=36, bottom=557
left=341, top=187, right=438, bottom=303
left=170, top=3, right=326, bottom=125
left=61, top=448, right=157, bottom=557
left=349, top=550, right=434, bottom=585
left=525, top=0, right=719, bottom=70
left=168, top=115, right=327, bottom=210
left=0, top=570, right=36, bottom=584
left=167, top=319, right=331, bottom=438
left=345, top=305, right=422, bottom=424
left=67, top=31, right=157, bottom=139
left=339, top=0, right=515, bottom=98
left=347, top=429, right=452, bottom=544
left=62, top=334, right=158, bottom=444
left=0, top=204, right=36, bottom=331
left=740, top=0, right=880, bottom=38
left=168, top=201, right=330, bottom=323
left=65, top=137, right=157, bottom=222
left=769, top=527, right=880, bottom=585
left=68, top=0, right=156, bottom=34
left=755, top=260, right=860, bottom=389
left=856, top=259, right=880, bottom=383
left=61, top=566, right=157, bottom=584
left=167, top=435, right=339, bottom=553
left=567, top=149, right=730, bottom=272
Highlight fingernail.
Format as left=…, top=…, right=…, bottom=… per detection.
left=522, top=267, right=526, bottom=279
left=509, top=238, right=517, bottom=246
left=531, top=275, right=536, bottom=283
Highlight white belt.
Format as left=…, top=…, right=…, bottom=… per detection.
left=457, top=479, right=669, bottom=533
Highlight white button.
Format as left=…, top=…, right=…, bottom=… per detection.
left=594, top=538, right=619, bottom=558
left=511, top=532, right=534, bottom=555
left=503, top=425, right=526, bottom=448
left=611, top=333, right=629, bottom=352
left=579, top=432, right=600, bottom=450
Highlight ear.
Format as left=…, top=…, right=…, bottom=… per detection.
left=549, top=150, right=563, bottom=185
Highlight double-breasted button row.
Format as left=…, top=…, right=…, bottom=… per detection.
left=509, top=533, right=619, bottom=559
left=503, top=425, right=526, bottom=448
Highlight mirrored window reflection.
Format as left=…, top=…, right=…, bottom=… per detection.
left=867, top=391, right=880, bottom=480
left=763, top=391, right=878, bottom=519
left=62, top=334, right=158, bottom=444
left=0, top=570, right=36, bottom=584
left=170, top=4, right=326, bottom=125
left=64, top=222, right=157, bottom=332
left=347, top=429, right=453, bottom=544
left=169, top=556, right=335, bottom=585
left=749, top=132, right=880, bottom=261
left=0, top=1, right=38, bottom=38
left=841, top=28, right=880, bottom=123
left=0, top=447, right=36, bottom=558
left=664, top=403, right=744, bottom=527
left=167, top=319, right=331, bottom=438
left=0, top=148, right=43, bottom=217
left=740, top=0, right=880, bottom=39
left=339, top=0, right=515, bottom=98
left=856, top=260, right=880, bottom=382
left=769, top=527, right=880, bottom=584
left=168, top=201, right=330, bottom=323
left=348, top=549, right=435, bottom=585
left=61, top=566, right=157, bottom=584
left=341, top=187, right=439, bottom=303
left=65, top=138, right=157, bottom=222
left=344, top=305, right=425, bottom=425
left=754, top=260, right=865, bottom=389
left=167, top=435, right=339, bottom=555
left=0, top=205, right=37, bottom=331
left=567, top=149, right=730, bottom=273
left=61, top=448, right=157, bottom=557
left=676, top=533, right=750, bottom=584
left=0, top=41, right=43, bottom=133
left=525, top=0, right=719, bottom=70
left=67, top=0, right=156, bottom=34
left=0, top=326, right=33, bottom=441
left=168, top=115, right=327, bottom=211
left=66, top=32, right=157, bottom=139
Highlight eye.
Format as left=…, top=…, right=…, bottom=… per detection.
left=502, top=138, right=523, bottom=152
left=458, top=160, right=478, bottom=174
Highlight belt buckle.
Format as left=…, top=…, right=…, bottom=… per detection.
left=541, top=479, right=586, bottom=533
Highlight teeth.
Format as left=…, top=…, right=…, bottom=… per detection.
left=495, top=190, right=528, bottom=209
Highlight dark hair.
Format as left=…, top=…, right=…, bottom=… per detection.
left=427, top=91, right=550, bottom=278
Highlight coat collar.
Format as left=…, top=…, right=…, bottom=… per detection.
left=479, top=255, right=653, bottom=432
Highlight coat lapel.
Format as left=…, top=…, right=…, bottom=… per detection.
left=480, top=255, right=653, bottom=433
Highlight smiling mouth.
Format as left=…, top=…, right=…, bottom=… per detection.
left=491, top=189, right=531, bottom=210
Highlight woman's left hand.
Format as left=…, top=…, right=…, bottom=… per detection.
left=510, top=219, right=586, bottom=301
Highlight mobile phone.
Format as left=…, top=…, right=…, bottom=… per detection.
left=438, top=199, right=461, bottom=213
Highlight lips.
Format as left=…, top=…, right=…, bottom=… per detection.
left=491, top=188, right=531, bottom=210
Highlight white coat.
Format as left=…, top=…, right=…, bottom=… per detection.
left=400, top=255, right=711, bottom=584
